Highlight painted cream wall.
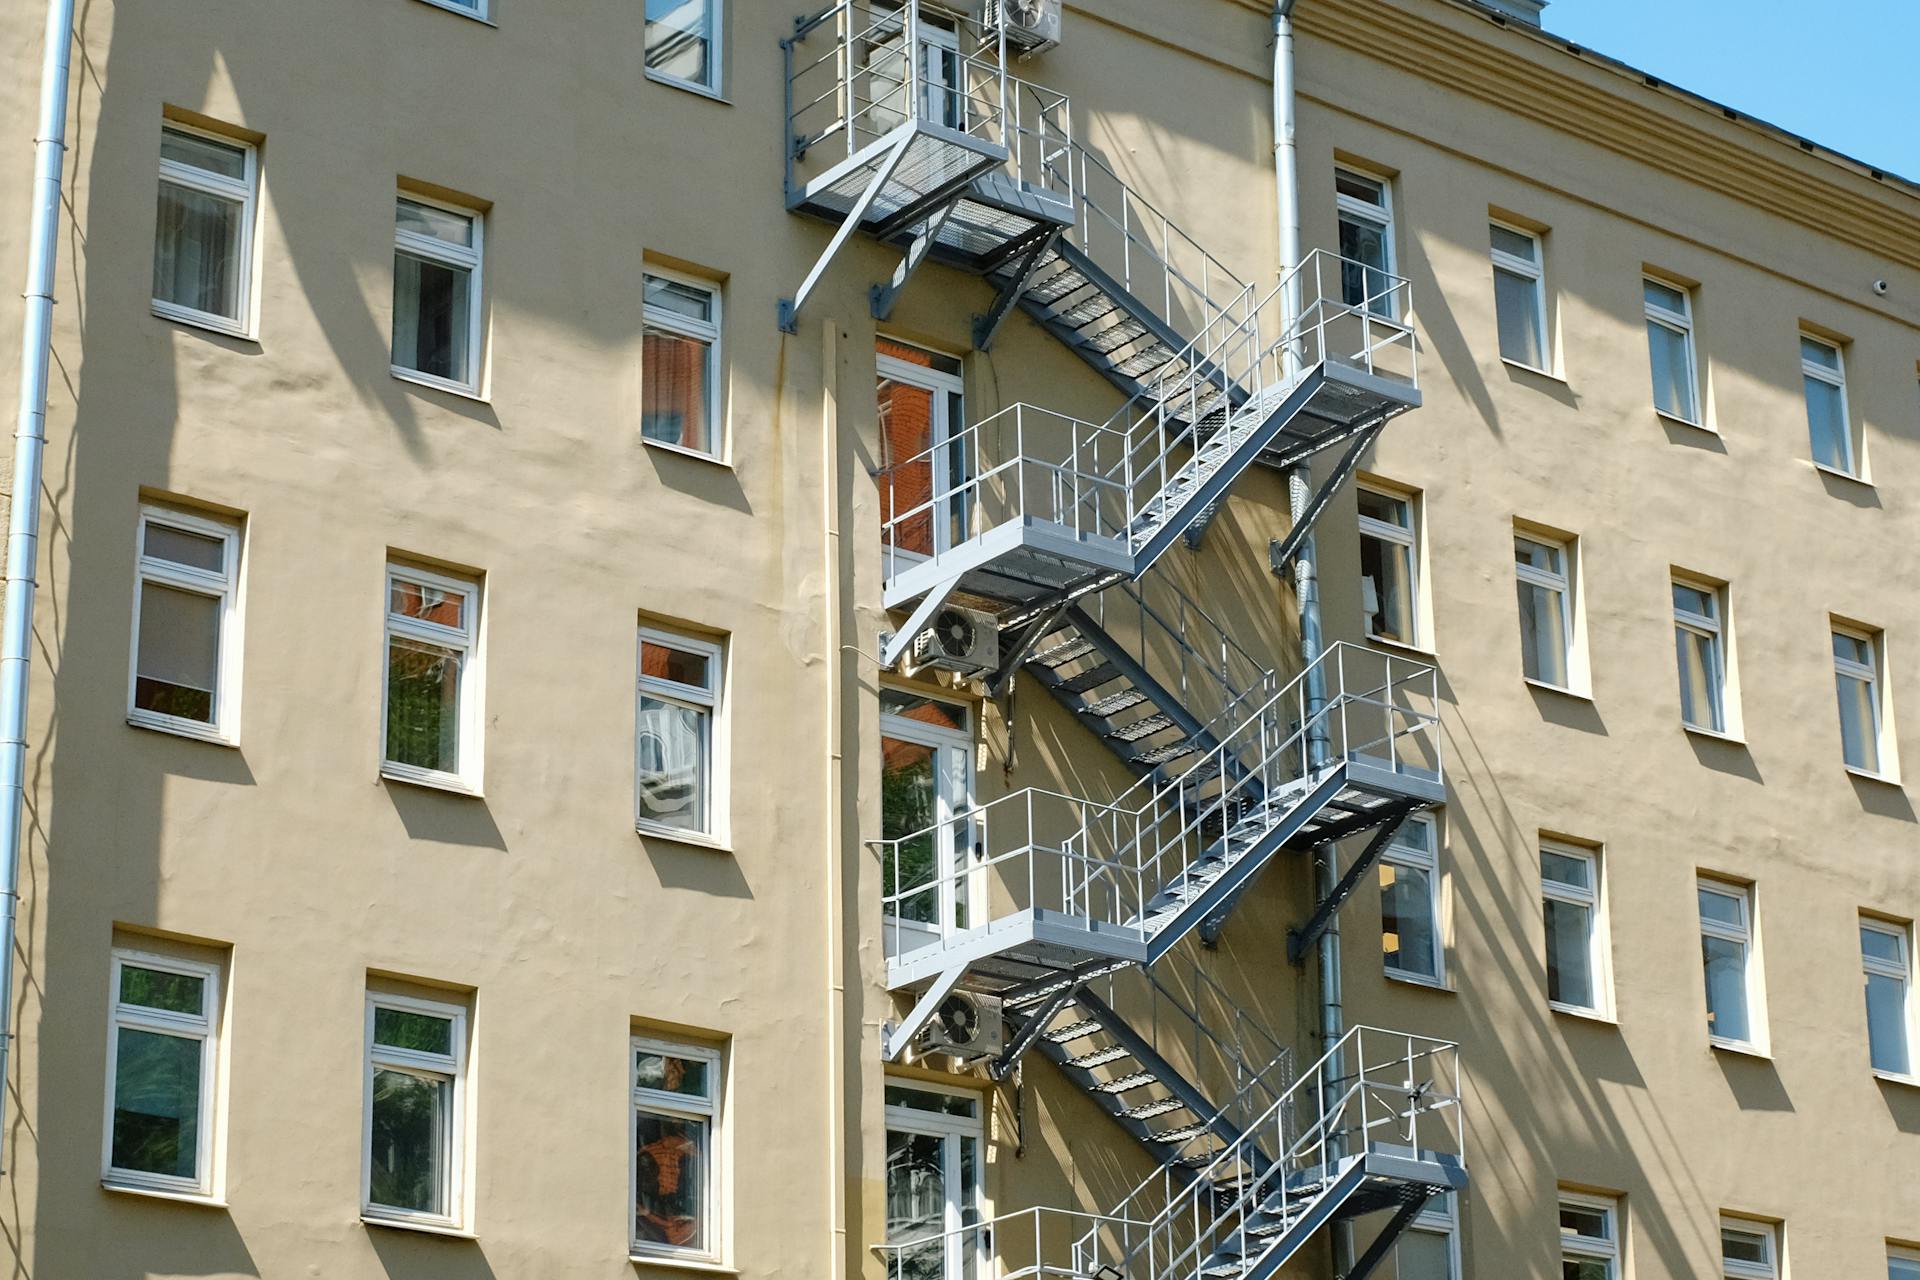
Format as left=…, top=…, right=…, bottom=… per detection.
left=1, top=0, right=1918, bottom=1277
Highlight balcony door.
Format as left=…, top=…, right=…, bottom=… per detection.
left=885, top=1083, right=984, bottom=1280
left=881, top=689, right=973, bottom=958
left=877, top=341, right=970, bottom=568
left=866, top=6, right=967, bottom=136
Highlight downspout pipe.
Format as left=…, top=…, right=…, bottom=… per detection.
left=0, top=0, right=77, bottom=1175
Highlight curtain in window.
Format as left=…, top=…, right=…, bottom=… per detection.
left=153, top=182, right=240, bottom=319
left=643, top=331, right=709, bottom=450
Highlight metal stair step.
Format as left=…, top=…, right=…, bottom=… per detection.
left=1094, top=1071, right=1158, bottom=1094
left=1119, top=1097, right=1189, bottom=1120
left=1067, top=1045, right=1132, bottom=1069
left=1046, top=1019, right=1102, bottom=1044
left=1131, top=740, right=1201, bottom=765
left=1148, top=1121, right=1213, bottom=1144
left=1084, top=689, right=1149, bottom=717
left=1056, top=662, right=1122, bottom=695
left=1106, top=712, right=1177, bottom=743
left=1030, top=636, right=1095, bottom=668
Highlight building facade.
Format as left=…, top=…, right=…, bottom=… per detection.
left=1, top=0, right=1917, bottom=1277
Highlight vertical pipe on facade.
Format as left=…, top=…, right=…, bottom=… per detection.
left=820, top=320, right=849, bottom=1280
left=0, top=0, right=76, bottom=1176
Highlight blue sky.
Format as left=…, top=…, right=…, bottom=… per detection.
left=1544, top=0, right=1920, bottom=181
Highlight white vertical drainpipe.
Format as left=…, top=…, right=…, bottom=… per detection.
left=0, top=0, right=77, bottom=1175
left=1275, top=3, right=1352, bottom=1272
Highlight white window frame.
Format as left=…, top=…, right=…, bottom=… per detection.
left=1357, top=481, right=1422, bottom=649
left=630, top=1035, right=725, bottom=1264
left=876, top=344, right=969, bottom=571
left=884, top=1080, right=986, bottom=1280
left=1699, top=877, right=1762, bottom=1052
left=1891, top=1244, right=1920, bottom=1280
left=635, top=626, right=725, bottom=841
left=1559, top=1193, right=1620, bottom=1279
left=1834, top=624, right=1889, bottom=777
left=1643, top=275, right=1701, bottom=425
left=391, top=193, right=486, bottom=397
left=380, top=561, right=484, bottom=794
left=102, top=949, right=221, bottom=1197
left=152, top=122, right=259, bottom=338
left=1490, top=220, right=1549, bottom=372
left=1541, top=841, right=1609, bottom=1018
left=644, top=0, right=726, bottom=97
left=1381, top=813, right=1444, bottom=985
left=416, top=0, right=490, bottom=22
left=1720, top=1217, right=1779, bottom=1280
left=1396, top=1191, right=1461, bottom=1280
left=127, top=505, right=244, bottom=745
left=642, top=270, right=725, bottom=460
left=1673, top=576, right=1728, bottom=736
left=361, top=991, right=469, bottom=1230
left=880, top=690, right=976, bottom=954
left=1336, top=167, right=1398, bottom=320
left=1862, top=917, right=1915, bottom=1080
left=1514, top=530, right=1576, bottom=691
left=1800, top=333, right=1856, bottom=476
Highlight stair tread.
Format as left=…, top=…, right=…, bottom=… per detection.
left=1119, top=1097, right=1188, bottom=1120
left=1067, top=1045, right=1132, bottom=1069
left=1029, top=637, right=1095, bottom=668
left=1084, top=689, right=1149, bottom=717
left=1045, top=1019, right=1102, bottom=1044
left=1094, top=1071, right=1158, bottom=1094
left=1056, top=663, right=1121, bottom=694
left=1106, top=713, right=1178, bottom=743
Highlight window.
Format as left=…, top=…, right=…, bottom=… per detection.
left=152, top=123, right=257, bottom=334
left=392, top=195, right=483, bottom=394
left=636, top=628, right=723, bottom=837
left=1892, top=1246, right=1920, bottom=1280
left=1358, top=483, right=1420, bottom=647
left=1514, top=530, right=1574, bottom=689
left=420, top=0, right=486, bottom=18
left=1336, top=168, right=1396, bottom=317
left=1380, top=814, right=1442, bottom=983
left=643, top=272, right=723, bottom=456
left=1801, top=334, right=1854, bottom=474
left=1699, top=878, right=1759, bottom=1049
left=104, top=949, right=221, bottom=1196
left=1560, top=1194, right=1619, bottom=1280
left=886, top=1083, right=984, bottom=1280
left=1862, top=918, right=1914, bottom=1077
left=1644, top=277, right=1700, bottom=424
left=1490, top=222, right=1548, bottom=370
left=1672, top=577, right=1728, bottom=734
left=631, top=1037, right=724, bottom=1260
left=1542, top=842, right=1606, bottom=1016
left=1833, top=626, right=1888, bottom=775
left=363, top=991, right=468, bottom=1227
left=1393, top=1192, right=1460, bottom=1279
left=382, top=562, right=483, bottom=791
left=1721, top=1219, right=1778, bottom=1280
left=128, top=505, right=242, bottom=742
left=646, top=0, right=722, bottom=94
left=881, top=690, right=974, bottom=951
left=877, top=342, right=969, bottom=568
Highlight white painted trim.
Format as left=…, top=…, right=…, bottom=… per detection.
left=630, top=1035, right=726, bottom=1265
left=380, top=561, right=484, bottom=794
left=391, top=193, right=486, bottom=395
left=1541, top=841, right=1611, bottom=1019
left=644, top=0, right=725, bottom=96
left=1558, top=1191, right=1620, bottom=1277
left=1380, top=812, right=1444, bottom=985
left=127, top=504, right=244, bottom=746
left=1698, top=876, right=1763, bottom=1053
left=1642, top=274, right=1701, bottom=425
left=1718, top=1216, right=1779, bottom=1280
left=153, top=122, right=260, bottom=338
left=643, top=269, right=726, bottom=460
left=362, top=990, right=469, bottom=1231
left=635, top=627, right=726, bottom=840
left=102, top=949, right=221, bottom=1198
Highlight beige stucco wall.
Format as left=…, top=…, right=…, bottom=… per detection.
left=0, top=0, right=1916, bottom=1277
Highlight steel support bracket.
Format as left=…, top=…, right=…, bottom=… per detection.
left=871, top=202, right=961, bottom=322
left=1267, top=422, right=1383, bottom=577
left=987, top=602, right=1067, bottom=699
left=882, top=965, right=966, bottom=1063
left=987, top=979, right=1080, bottom=1081
left=781, top=132, right=913, bottom=333
left=879, top=574, right=963, bottom=671
left=974, top=227, right=1062, bottom=351
left=1286, top=806, right=1413, bottom=966
left=1342, top=1189, right=1437, bottom=1280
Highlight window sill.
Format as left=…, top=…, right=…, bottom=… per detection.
left=1709, top=1037, right=1772, bottom=1062
left=643, top=70, right=731, bottom=104
left=642, top=437, right=732, bottom=469
left=1384, top=969, right=1453, bottom=994
left=1812, top=461, right=1872, bottom=488
left=152, top=302, right=257, bottom=343
left=391, top=366, right=489, bottom=404
left=1364, top=633, right=1439, bottom=662
left=381, top=764, right=485, bottom=799
left=630, top=1253, right=739, bottom=1275
left=1654, top=409, right=1713, bottom=434
left=127, top=712, right=239, bottom=749
left=1682, top=724, right=1747, bottom=747
left=102, top=1179, right=227, bottom=1209
left=411, top=0, right=497, bottom=24
left=362, top=1213, right=477, bottom=1241
left=636, top=822, right=733, bottom=854
left=1846, top=765, right=1904, bottom=788
left=1524, top=677, right=1593, bottom=703
left=1873, top=1069, right=1920, bottom=1092
left=1550, top=1001, right=1617, bottom=1028
left=1500, top=357, right=1566, bottom=385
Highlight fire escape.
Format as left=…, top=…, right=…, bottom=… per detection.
left=785, top=5, right=1466, bottom=1277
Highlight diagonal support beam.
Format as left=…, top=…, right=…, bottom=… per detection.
left=879, top=574, right=963, bottom=671
left=1286, top=806, right=1413, bottom=966
left=1267, top=422, right=1383, bottom=576
left=883, top=965, right=966, bottom=1063
left=974, top=228, right=1063, bottom=351
left=987, top=979, right=1079, bottom=1081
left=871, top=202, right=960, bottom=322
left=1342, top=1189, right=1437, bottom=1280
left=780, top=132, right=913, bottom=333
left=987, top=602, right=1066, bottom=700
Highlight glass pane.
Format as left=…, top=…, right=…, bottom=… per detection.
left=645, top=0, right=714, bottom=86
left=1892, top=1256, right=1920, bottom=1280
left=1698, top=886, right=1746, bottom=929
left=1672, top=583, right=1715, bottom=619
left=1357, top=489, right=1409, bottom=529
left=144, top=522, right=226, bottom=573
left=161, top=128, right=247, bottom=180
left=882, top=735, right=940, bottom=925
left=1834, top=632, right=1874, bottom=668
left=111, top=1028, right=202, bottom=1179
left=396, top=198, right=474, bottom=247
left=1541, top=849, right=1591, bottom=891
left=886, top=1128, right=949, bottom=1280
left=1837, top=673, right=1879, bottom=772
left=1643, top=279, right=1687, bottom=314
left=885, top=1085, right=977, bottom=1117
left=645, top=275, right=714, bottom=324
left=1544, top=898, right=1595, bottom=1009
left=881, top=690, right=967, bottom=735
left=1361, top=533, right=1415, bottom=644
left=1559, top=1204, right=1609, bottom=1239
left=1647, top=320, right=1696, bottom=420
left=1336, top=171, right=1387, bottom=207
left=385, top=637, right=462, bottom=773
left=1395, top=1227, right=1452, bottom=1280
left=1702, top=934, right=1751, bottom=1042
left=373, top=1007, right=454, bottom=1056
left=1865, top=970, right=1911, bottom=1075
left=135, top=581, right=220, bottom=723
left=1863, top=925, right=1907, bottom=967
left=1380, top=861, right=1438, bottom=979
left=119, top=965, right=205, bottom=1015
left=636, top=1111, right=708, bottom=1250
left=1562, top=1262, right=1611, bottom=1280
left=389, top=578, right=467, bottom=631
left=878, top=377, right=938, bottom=558
left=1800, top=336, right=1840, bottom=371
left=643, top=330, right=714, bottom=452
left=1514, top=536, right=1561, bottom=577
left=1495, top=267, right=1545, bottom=367
left=636, top=695, right=710, bottom=831
left=1722, top=1227, right=1770, bottom=1264
left=1516, top=579, right=1568, bottom=685
left=368, top=1067, right=449, bottom=1215
left=1339, top=214, right=1393, bottom=316
left=154, top=181, right=242, bottom=319
left=1490, top=225, right=1538, bottom=263
left=642, top=641, right=711, bottom=692
left=1676, top=626, right=1723, bottom=732
left=1804, top=374, right=1850, bottom=470
left=392, top=250, right=473, bottom=383
left=636, top=1049, right=711, bottom=1099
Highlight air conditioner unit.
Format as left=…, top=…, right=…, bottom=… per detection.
left=920, top=991, right=1004, bottom=1059
left=909, top=605, right=999, bottom=677
left=983, top=0, right=1061, bottom=56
